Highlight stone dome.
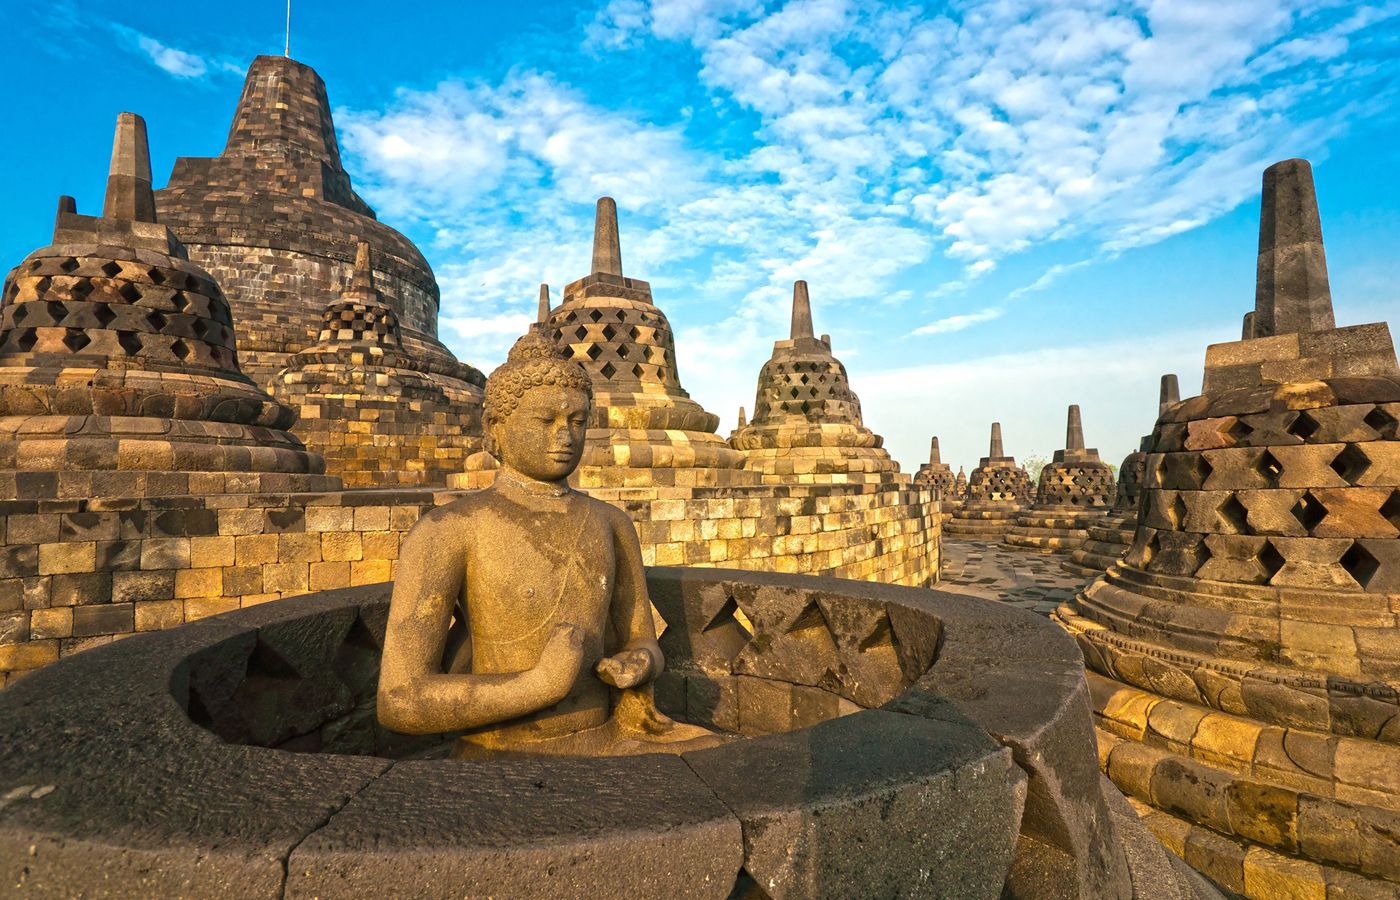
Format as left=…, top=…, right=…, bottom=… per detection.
left=155, top=55, right=462, bottom=386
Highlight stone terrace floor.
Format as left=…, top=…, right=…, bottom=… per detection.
left=937, top=538, right=1092, bottom=617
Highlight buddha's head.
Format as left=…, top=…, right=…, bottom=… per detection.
left=484, top=332, right=594, bottom=482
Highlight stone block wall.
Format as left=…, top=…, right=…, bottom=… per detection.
left=0, top=489, right=456, bottom=686
left=0, top=482, right=939, bottom=686
left=611, top=483, right=939, bottom=586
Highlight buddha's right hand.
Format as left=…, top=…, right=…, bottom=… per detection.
left=529, top=623, right=586, bottom=703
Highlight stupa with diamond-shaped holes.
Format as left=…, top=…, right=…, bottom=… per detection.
left=914, top=436, right=960, bottom=518
left=268, top=242, right=485, bottom=487
left=1054, top=158, right=1400, bottom=897
left=729, top=281, right=900, bottom=485
left=0, top=112, right=335, bottom=501
left=1004, top=404, right=1117, bottom=552
left=944, top=423, right=1034, bottom=538
left=1064, top=375, right=1180, bottom=578
left=542, top=198, right=751, bottom=489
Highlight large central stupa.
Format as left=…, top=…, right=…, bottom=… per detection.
left=155, top=55, right=462, bottom=385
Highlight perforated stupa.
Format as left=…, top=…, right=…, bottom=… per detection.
left=1055, top=158, right=1400, bottom=897
left=0, top=113, right=334, bottom=501
left=944, top=423, right=1034, bottom=538
left=1005, top=405, right=1117, bottom=552
left=268, top=242, right=485, bottom=487
left=730, top=281, right=900, bottom=484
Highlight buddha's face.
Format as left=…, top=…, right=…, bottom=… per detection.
left=492, top=384, right=589, bottom=482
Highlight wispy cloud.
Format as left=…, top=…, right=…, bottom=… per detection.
left=912, top=307, right=1004, bottom=336
left=336, top=0, right=1400, bottom=418
left=586, top=0, right=1398, bottom=282
left=111, top=23, right=243, bottom=81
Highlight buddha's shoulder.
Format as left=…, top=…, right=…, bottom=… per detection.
left=405, top=492, right=496, bottom=536
left=571, top=491, right=633, bottom=528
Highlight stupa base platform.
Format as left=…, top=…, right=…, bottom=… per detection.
left=1085, top=672, right=1400, bottom=898
left=944, top=506, right=1023, bottom=539
left=1062, top=514, right=1137, bottom=577
left=1004, top=509, right=1107, bottom=553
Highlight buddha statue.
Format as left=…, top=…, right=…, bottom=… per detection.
left=377, top=332, right=720, bottom=757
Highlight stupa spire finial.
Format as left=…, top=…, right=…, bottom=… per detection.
left=1159, top=373, right=1180, bottom=416
left=790, top=280, right=814, bottom=340
left=1066, top=405, right=1084, bottom=451
left=537, top=283, right=551, bottom=324
left=103, top=112, right=157, bottom=223
left=738, top=406, right=747, bottom=428
left=349, top=241, right=374, bottom=293
left=591, top=197, right=623, bottom=276
left=990, top=422, right=1004, bottom=457
left=1254, top=158, right=1334, bottom=337
left=929, top=436, right=941, bottom=466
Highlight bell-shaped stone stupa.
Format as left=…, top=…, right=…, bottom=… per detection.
left=544, top=198, right=750, bottom=488
left=730, top=281, right=900, bottom=484
left=914, top=436, right=959, bottom=518
left=1055, top=159, right=1400, bottom=897
left=1064, top=375, right=1180, bottom=578
left=268, top=242, right=485, bottom=487
left=944, top=423, right=1034, bottom=538
left=0, top=113, right=335, bottom=500
left=1005, top=404, right=1117, bottom=552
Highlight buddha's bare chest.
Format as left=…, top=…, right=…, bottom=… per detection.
left=463, top=501, right=616, bottom=652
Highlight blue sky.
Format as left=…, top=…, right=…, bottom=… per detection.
left=4, top=0, right=1399, bottom=473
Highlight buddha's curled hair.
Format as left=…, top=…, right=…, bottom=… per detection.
left=483, top=331, right=594, bottom=433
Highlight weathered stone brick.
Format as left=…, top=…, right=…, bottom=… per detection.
left=29, top=607, right=72, bottom=640
left=321, top=531, right=362, bottom=562
left=71, top=603, right=133, bottom=638
left=134, top=599, right=184, bottom=632
left=38, top=542, right=96, bottom=575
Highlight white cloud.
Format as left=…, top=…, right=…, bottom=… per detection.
left=911, top=307, right=1003, bottom=336
left=857, top=325, right=1217, bottom=475
left=111, top=24, right=239, bottom=80
left=335, top=0, right=1399, bottom=404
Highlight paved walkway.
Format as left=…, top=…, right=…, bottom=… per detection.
left=936, top=538, right=1093, bottom=617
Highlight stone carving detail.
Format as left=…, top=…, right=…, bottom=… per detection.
left=1055, top=158, right=1400, bottom=897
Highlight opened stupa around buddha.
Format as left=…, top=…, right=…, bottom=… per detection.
left=1054, top=158, right=1400, bottom=897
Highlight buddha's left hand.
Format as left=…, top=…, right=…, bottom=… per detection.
left=595, top=648, right=653, bottom=689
